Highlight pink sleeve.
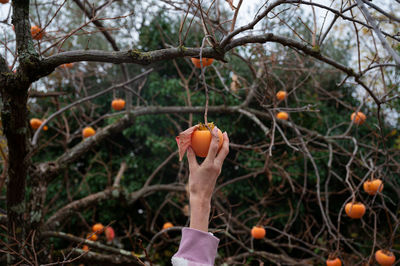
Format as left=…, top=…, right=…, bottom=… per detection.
left=172, top=227, right=219, bottom=266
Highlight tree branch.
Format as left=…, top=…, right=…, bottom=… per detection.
left=356, top=0, right=400, bottom=66
left=31, top=69, right=153, bottom=146
left=41, top=231, right=145, bottom=265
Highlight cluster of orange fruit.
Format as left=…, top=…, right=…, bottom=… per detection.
left=345, top=179, right=383, bottom=219
left=275, top=91, right=289, bottom=120
left=327, top=179, right=391, bottom=265
left=83, top=223, right=115, bottom=251
left=326, top=249, right=395, bottom=266
left=30, top=118, right=48, bottom=131
left=31, top=99, right=125, bottom=139
left=274, top=91, right=368, bottom=126
left=81, top=99, right=125, bottom=139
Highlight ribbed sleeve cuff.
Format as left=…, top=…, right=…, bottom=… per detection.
left=172, top=227, right=219, bottom=265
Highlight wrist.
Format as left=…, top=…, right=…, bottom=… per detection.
left=189, top=198, right=211, bottom=232
left=190, top=195, right=211, bottom=209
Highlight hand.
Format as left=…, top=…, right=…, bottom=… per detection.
left=186, top=127, right=229, bottom=231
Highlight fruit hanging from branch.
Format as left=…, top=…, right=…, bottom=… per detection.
left=162, top=222, right=174, bottom=230
left=86, top=233, right=98, bottom=241
left=326, top=257, right=342, bottom=266
left=276, top=111, right=289, bottom=120
left=375, top=250, right=396, bottom=266
left=30, top=118, right=48, bottom=131
left=276, top=91, right=287, bottom=101
left=60, top=63, right=74, bottom=69
left=105, top=226, right=115, bottom=242
left=92, top=223, right=104, bottom=234
left=191, top=57, right=214, bottom=68
left=350, top=111, right=366, bottom=125
left=363, top=179, right=384, bottom=195
left=345, top=202, right=366, bottom=219
left=251, top=226, right=266, bottom=239
left=31, top=25, right=44, bottom=40
left=111, top=98, right=126, bottom=111
left=82, top=127, right=96, bottom=139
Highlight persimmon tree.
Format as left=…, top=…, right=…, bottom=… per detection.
left=0, top=0, right=399, bottom=264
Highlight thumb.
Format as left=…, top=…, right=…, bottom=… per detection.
left=187, top=147, right=198, bottom=171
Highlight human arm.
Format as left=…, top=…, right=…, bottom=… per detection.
left=172, top=127, right=229, bottom=265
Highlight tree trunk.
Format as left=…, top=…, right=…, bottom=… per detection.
left=1, top=84, right=30, bottom=261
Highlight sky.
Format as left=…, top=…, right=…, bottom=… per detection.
left=1, top=0, right=399, bottom=125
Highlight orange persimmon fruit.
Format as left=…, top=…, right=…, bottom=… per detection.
left=105, top=226, right=115, bottom=242
left=345, top=202, right=366, bottom=219
left=92, top=223, right=104, bottom=234
left=350, top=111, right=366, bottom=125
left=111, top=98, right=126, bottom=111
left=375, top=250, right=396, bottom=266
left=326, top=257, right=342, bottom=266
left=31, top=25, right=44, bottom=40
left=162, top=222, right=174, bottom=230
left=60, top=63, right=74, bottom=69
left=191, top=57, right=214, bottom=68
left=0, top=0, right=10, bottom=4
left=191, top=122, right=223, bottom=158
left=276, top=111, right=289, bottom=120
left=30, top=118, right=48, bottom=131
left=30, top=118, right=42, bottom=130
left=251, top=226, right=266, bottom=239
left=82, top=127, right=96, bottom=138
left=82, top=245, right=89, bottom=251
left=86, top=233, right=98, bottom=241
left=363, top=179, right=383, bottom=195
left=276, top=91, right=287, bottom=101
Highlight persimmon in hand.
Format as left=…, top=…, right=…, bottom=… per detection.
left=191, top=123, right=223, bottom=157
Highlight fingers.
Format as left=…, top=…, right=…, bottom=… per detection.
left=205, top=127, right=220, bottom=162
left=215, top=132, right=229, bottom=168
left=187, top=146, right=199, bottom=171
